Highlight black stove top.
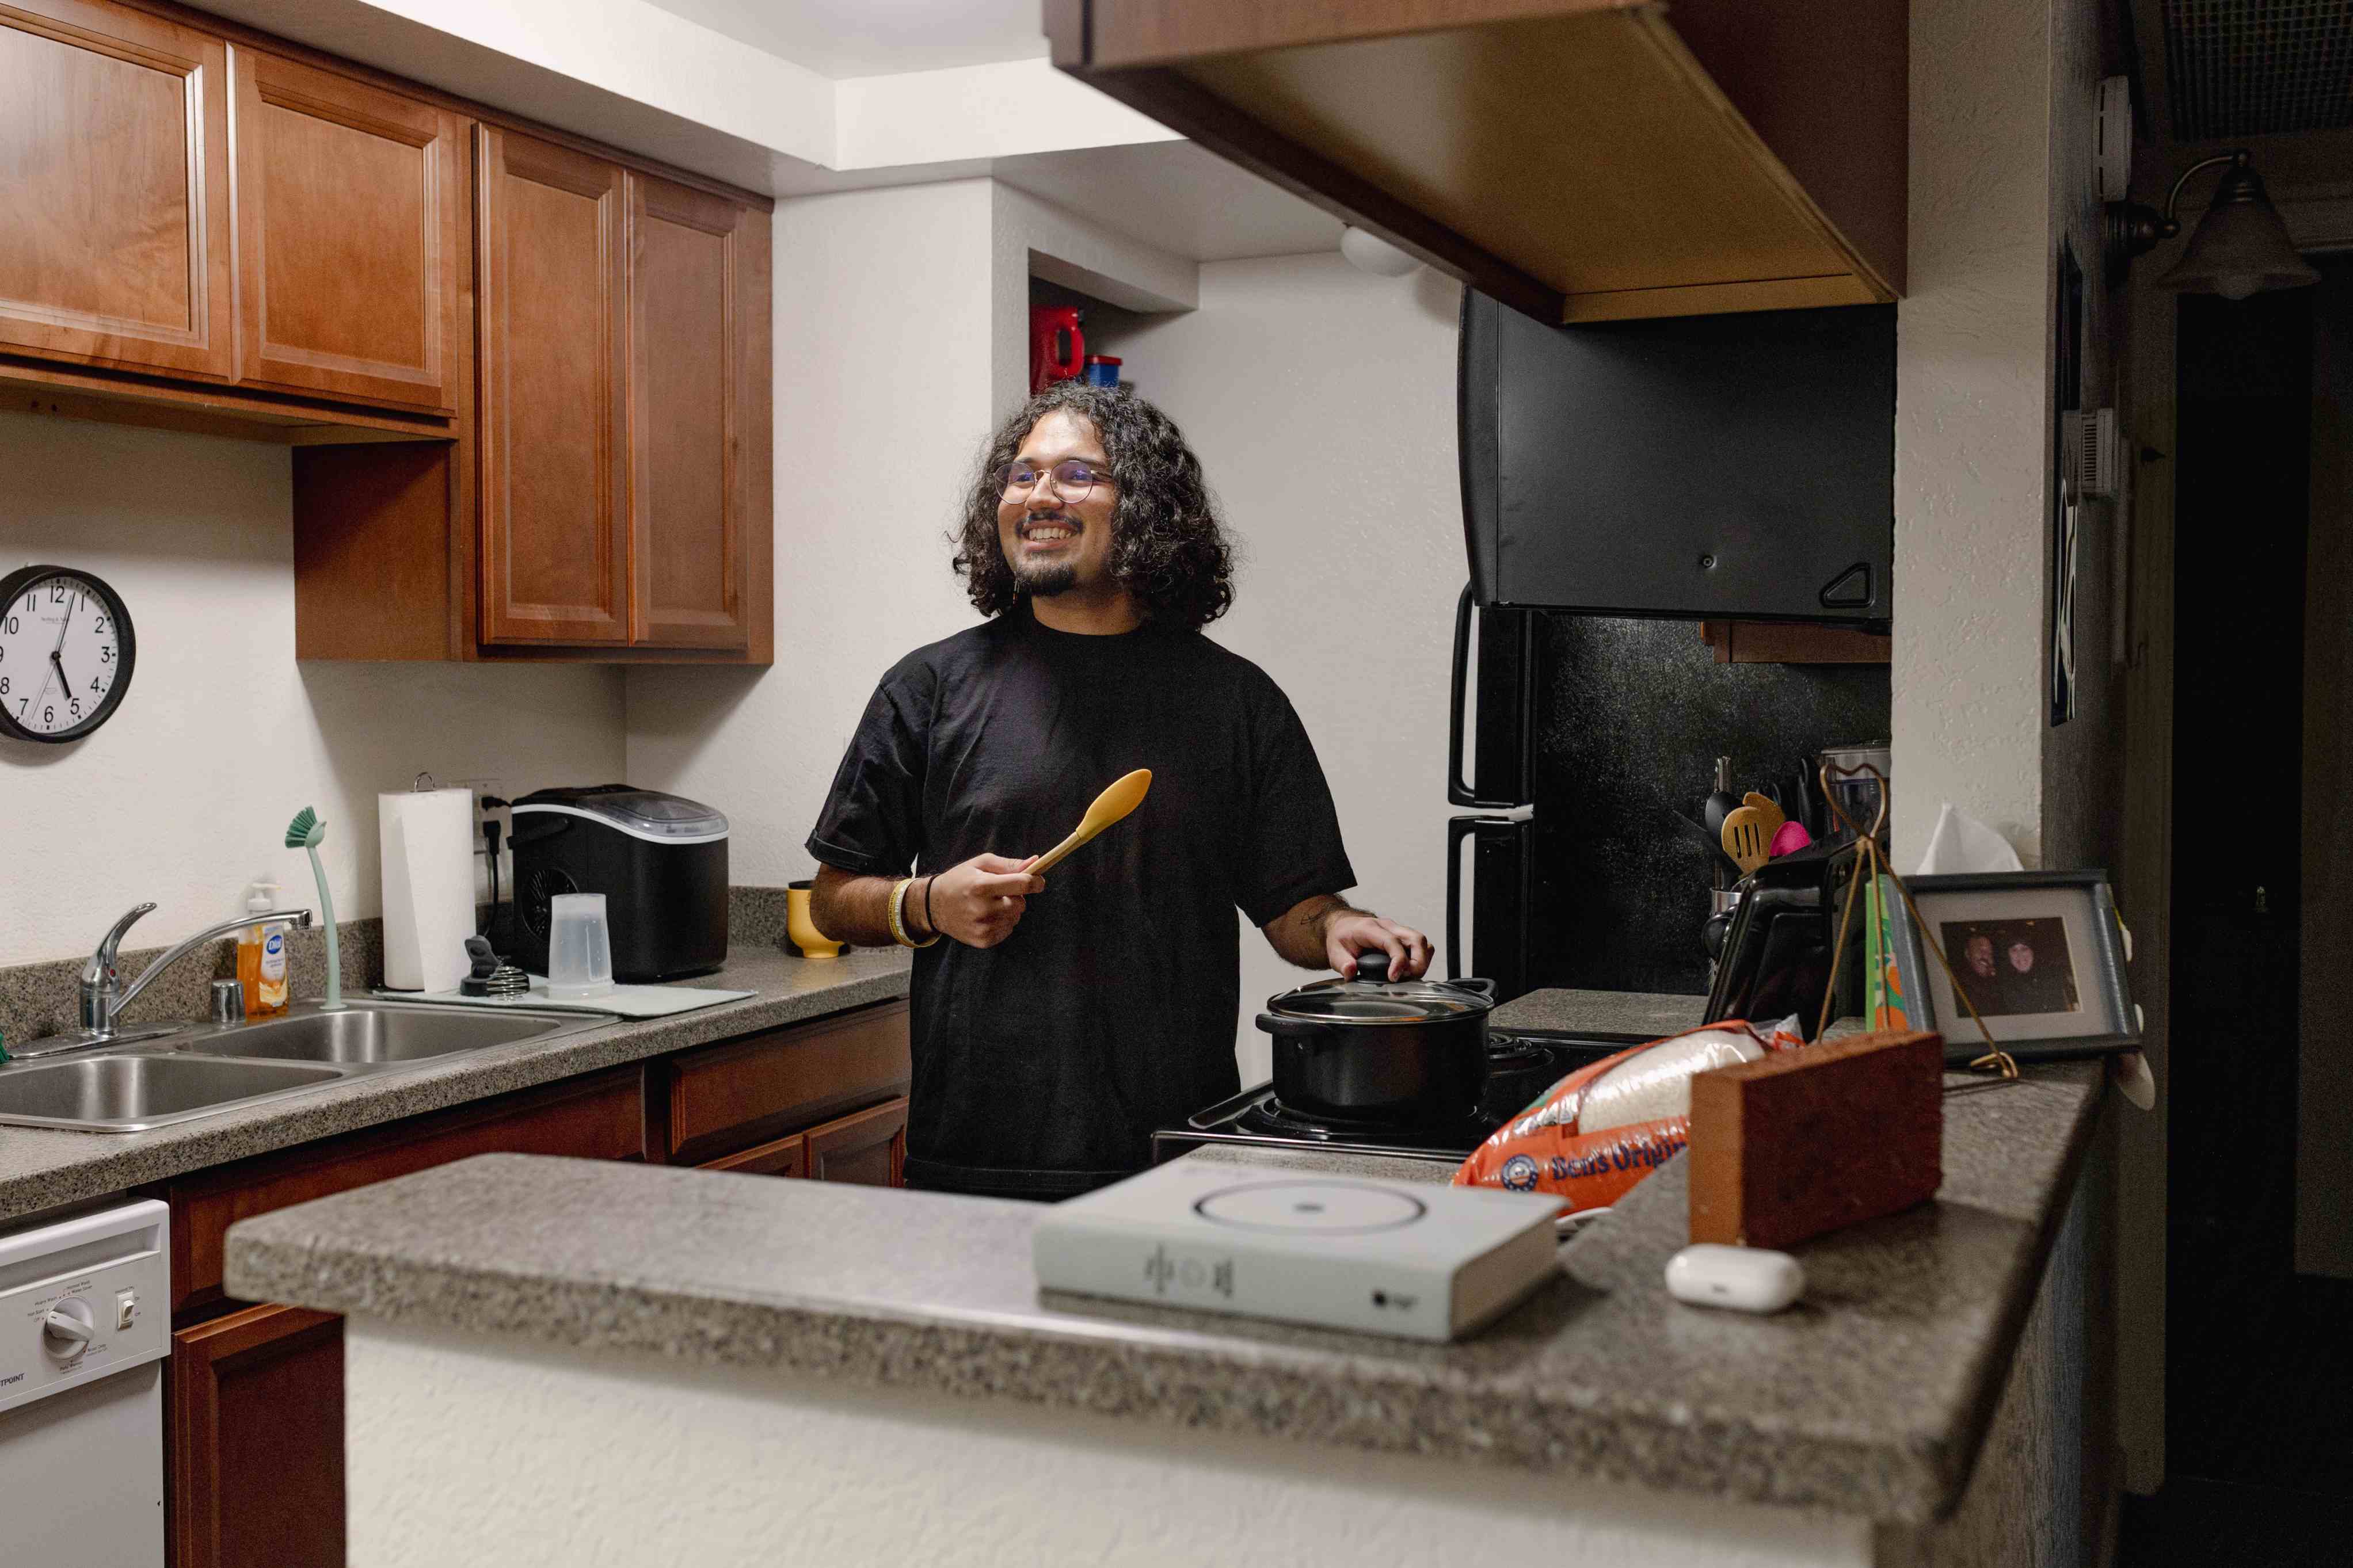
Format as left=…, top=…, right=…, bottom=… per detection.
left=1151, top=1029, right=1627, bottom=1168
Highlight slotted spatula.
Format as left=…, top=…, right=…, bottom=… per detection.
left=1029, top=769, right=1152, bottom=877
left=1720, top=805, right=1775, bottom=876
left=1741, top=791, right=1787, bottom=839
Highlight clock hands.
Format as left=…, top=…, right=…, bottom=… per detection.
left=32, top=592, right=74, bottom=710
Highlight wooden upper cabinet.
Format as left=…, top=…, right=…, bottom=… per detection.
left=227, top=47, right=464, bottom=411
left=1048, top=0, right=1906, bottom=325
left=477, top=125, right=631, bottom=645
left=629, top=173, right=753, bottom=649
left=0, top=0, right=233, bottom=378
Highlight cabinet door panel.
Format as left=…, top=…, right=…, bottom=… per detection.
left=630, top=173, right=749, bottom=648
left=478, top=125, right=629, bottom=644
left=170, top=1303, right=344, bottom=1568
left=230, top=47, right=462, bottom=410
left=701, top=1131, right=806, bottom=1177
left=0, top=0, right=232, bottom=378
left=806, top=1097, right=908, bottom=1187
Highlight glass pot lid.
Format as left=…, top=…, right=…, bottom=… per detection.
left=1266, top=949, right=1494, bottom=1024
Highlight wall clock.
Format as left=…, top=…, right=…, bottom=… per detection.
left=0, top=564, right=136, bottom=743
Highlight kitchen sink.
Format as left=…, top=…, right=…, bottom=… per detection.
left=0, top=1054, right=346, bottom=1132
left=181, top=1004, right=567, bottom=1065
left=0, top=999, right=600, bottom=1132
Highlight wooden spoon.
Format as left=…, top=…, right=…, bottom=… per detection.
left=1029, top=769, right=1153, bottom=876
left=1720, top=805, right=1774, bottom=876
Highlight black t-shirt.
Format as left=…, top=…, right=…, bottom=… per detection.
left=806, top=603, right=1354, bottom=1199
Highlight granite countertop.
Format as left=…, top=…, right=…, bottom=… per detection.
left=0, top=945, right=911, bottom=1226
left=1490, top=987, right=1709, bottom=1040
left=227, top=1049, right=2108, bottom=1524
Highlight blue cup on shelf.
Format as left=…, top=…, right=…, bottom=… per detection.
left=1083, top=355, right=1122, bottom=388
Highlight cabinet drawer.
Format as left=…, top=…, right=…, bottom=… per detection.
left=666, top=1000, right=909, bottom=1165
left=166, top=1066, right=645, bottom=1314
left=699, top=1131, right=806, bottom=1178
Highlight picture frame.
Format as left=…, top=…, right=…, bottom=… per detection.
left=1879, top=869, right=2141, bottom=1065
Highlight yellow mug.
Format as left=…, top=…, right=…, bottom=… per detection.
left=786, top=880, right=842, bottom=959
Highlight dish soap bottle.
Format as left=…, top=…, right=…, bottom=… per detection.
left=238, top=882, right=291, bottom=1017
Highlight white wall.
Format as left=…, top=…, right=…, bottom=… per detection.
left=1891, top=0, right=2056, bottom=869
left=0, top=412, right=626, bottom=967
left=346, top=1321, right=1872, bottom=1568
left=625, top=181, right=1001, bottom=887
left=1098, top=255, right=1467, bottom=1078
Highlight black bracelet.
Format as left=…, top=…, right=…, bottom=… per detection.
left=923, top=874, right=936, bottom=937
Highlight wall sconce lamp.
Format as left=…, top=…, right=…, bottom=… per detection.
left=2107, top=150, right=2318, bottom=300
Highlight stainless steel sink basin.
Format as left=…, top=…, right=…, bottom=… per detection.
left=0, top=1054, right=346, bottom=1132
left=181, top=1004, right=568, bottom=1065
left=0, top=999, right=600, bottom=1132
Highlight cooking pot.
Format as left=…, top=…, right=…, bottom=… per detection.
left=1256, top=951, right=1498, bottom=1125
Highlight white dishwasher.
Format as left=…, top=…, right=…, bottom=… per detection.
left=0, top=1197, right=170, bottom=1565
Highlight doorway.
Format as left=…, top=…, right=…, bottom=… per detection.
left=2148, top=258, right=2353, bottom=1554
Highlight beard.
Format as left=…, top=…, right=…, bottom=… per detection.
left=1007, top=512, right=1088, bottom=598
left=1011, top=558, right=1081, bottom=598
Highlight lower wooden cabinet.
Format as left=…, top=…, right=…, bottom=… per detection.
left=807, top=1097, right=908, bottom=1187
left=166, top=1066, right=648, bottom=1315
left=170, top=1304, right=345, bottom=1568
left=700, top=1130, right=807, bottom=1177
left=157, top=1002, right=910, bottom=1567
left=664, top=1000, right=909, bottom=1166
left=695, top=1099, right=910, bottom=1187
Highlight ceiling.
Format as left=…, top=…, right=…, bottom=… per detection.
left=2158, top=0, right=2353, bottom=140
left=637, top=0, right=1048, bottom=78
left=993, top=144, right=1347, bottom=263
left=2129, top=0, right=2353, bottom=196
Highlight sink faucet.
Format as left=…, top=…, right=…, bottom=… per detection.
left=7, top=903, right=317, bottom=1063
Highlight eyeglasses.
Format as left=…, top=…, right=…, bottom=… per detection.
left=996, top=458, right=1113, bottom=501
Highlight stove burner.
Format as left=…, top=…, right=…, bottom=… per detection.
left=1484, top=1034, right=1563, bottom=1073
left=1232, top=1094, right=1491, bottom=1150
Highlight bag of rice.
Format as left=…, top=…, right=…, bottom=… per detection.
left=1452, top=1018, right=1804, bottom=1214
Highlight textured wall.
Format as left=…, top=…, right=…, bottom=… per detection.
left=0, top=412, right=626, bottom=968
left=1892, top=0, right=2056, bottom=867
left=344, top=1319, right=1873, bottom=1567
left=1095, top=256, right=1469, bottom=1077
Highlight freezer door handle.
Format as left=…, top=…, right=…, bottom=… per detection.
left=1449, top=583, right=1518, bottom=809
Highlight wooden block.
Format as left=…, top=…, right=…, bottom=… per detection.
left=1688, top=1030, right=1942, bottom=1248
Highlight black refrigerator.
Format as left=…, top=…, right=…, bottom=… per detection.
left=1445, top=291, right=1898, bottom=1002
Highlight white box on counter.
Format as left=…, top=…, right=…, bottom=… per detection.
left=1032, top=1159, right=1563, bottom=1342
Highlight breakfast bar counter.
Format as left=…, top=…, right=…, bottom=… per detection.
left=226, top=1046, right=2110, bottom=1567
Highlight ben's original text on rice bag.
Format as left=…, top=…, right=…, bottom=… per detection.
left=1452, top=1020, right=1803, bottom=1214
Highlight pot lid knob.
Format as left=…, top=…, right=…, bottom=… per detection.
left=1351, top=949, right=1391, bottom=983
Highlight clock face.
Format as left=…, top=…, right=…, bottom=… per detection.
left=0, top=565, right=136, bottom=744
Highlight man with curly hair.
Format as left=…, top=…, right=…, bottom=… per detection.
left=806, top=382, right=1431, bottom=1200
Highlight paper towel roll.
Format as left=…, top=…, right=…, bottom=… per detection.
left=380, top=788, right=475, bottom=993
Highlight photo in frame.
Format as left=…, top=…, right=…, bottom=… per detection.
left=1879, top=869, right=2140, bottom=1065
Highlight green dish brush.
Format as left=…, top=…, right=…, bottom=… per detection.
left=285, top=806, right=345, bottom=1012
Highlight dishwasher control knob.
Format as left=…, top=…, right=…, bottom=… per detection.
left=41, top=1297, right=96, bottom=1359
